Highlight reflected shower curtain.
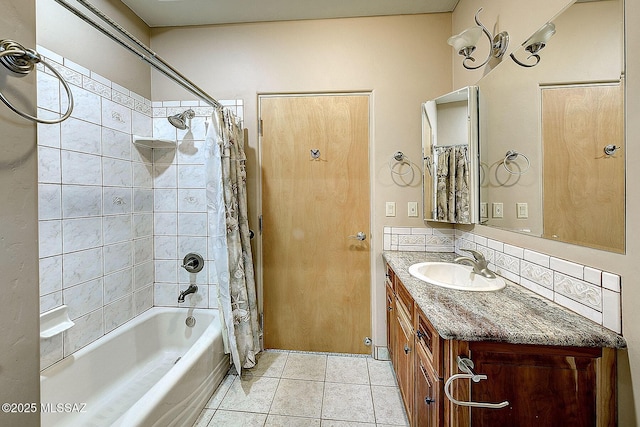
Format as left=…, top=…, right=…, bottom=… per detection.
left=206, top=107, right=260, bottom=373
left=436, top=146, right=470, bottom=223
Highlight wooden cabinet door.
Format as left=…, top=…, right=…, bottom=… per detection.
left=394, top=305, right=414, bottom=425
left=386, top=283, right=395, bottom=367
left=415, top=345, right=444, bottom=427
left=468, top=342, right=605, bottom=427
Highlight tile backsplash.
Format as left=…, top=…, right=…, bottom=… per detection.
left=384, top=226, right=622, bottom=334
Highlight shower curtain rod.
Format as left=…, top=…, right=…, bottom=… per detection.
left=53, top=0, right=224, bottom=110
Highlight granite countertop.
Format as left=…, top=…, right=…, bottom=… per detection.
left=383, top=251, right=626, bottom=349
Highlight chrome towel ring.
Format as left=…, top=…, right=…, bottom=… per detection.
left=502, top=150, right=530, bottom=175
left=0, top=39, right=73, bottom=124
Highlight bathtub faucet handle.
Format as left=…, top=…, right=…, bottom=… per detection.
left=181, top=253, right=204, bottom=274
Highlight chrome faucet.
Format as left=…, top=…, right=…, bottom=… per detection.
left=178, top=284, right=198, bottom=303
left=454, top=249, right=496, bottom=279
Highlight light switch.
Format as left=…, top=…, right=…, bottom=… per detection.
left=385, top=202, right=396, bottom=217
left=516, top=202, right=529, bottom=219
left=480, top=202, right=488, bottom=218
left=492, top=202, right=503, bottom=218
left=408, top=202, right=418, bottom=217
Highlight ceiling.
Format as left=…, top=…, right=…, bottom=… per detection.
left=119, top=0, right=460, bottom=28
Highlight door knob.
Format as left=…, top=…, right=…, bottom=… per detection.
left=348, top=231, right=366, bottom=241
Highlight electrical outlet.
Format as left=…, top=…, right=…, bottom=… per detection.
left=516, top=202, right=529, bottom=219
left=492, top=202, right=504, bottom=218
left=385, top=202, right=396, bottom=217
left=408, top=202, right=418, bottom=217
left=480, top=202, right=488, bottom=218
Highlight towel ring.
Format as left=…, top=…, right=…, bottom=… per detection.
left=0, top=39, right=74, bottom=124
left=502, top=150, right=530, bottom=175
left=389, top=151, right=413, bottom=177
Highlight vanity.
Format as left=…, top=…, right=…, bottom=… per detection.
left=384, top=251, right=625, bottom=427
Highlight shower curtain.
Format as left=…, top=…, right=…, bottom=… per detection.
left=206, top=107, right=260, bottom=373
left=435, top=146, right=470, bottom=223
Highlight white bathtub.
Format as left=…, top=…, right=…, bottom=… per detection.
left=41, top=307, right=229, bottom=427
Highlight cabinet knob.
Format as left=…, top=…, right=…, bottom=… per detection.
left=387, top=306, right=393, bottom=312
left=404, top=344, right=411, bottom=354
left=425, top=397, right=436, bottom=405
left=416, top=330, right=425, bottom=339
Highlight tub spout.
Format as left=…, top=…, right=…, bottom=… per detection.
left=178, top=285, right=198, bottom=303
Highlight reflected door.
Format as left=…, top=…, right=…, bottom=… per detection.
left=542, top=83, right=624, bottom=252
left=260, top=94, right=371, bottom=354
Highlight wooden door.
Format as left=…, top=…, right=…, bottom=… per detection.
left=260, top=94, right=371, bottom=354
left=541, top=83, right=624, bottom=252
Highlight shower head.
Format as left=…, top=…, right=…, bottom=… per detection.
left=167, top=109, right=195, bottom=130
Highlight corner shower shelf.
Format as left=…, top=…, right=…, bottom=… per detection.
left=40, top=305, right=75, bottom=338
left=133, top=135, right=176, bottom=149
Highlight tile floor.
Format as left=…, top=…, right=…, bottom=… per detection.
left=192, top=350, right=409, bottom=426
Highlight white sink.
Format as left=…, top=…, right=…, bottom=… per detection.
left=408, top=262, right=506, bottom=292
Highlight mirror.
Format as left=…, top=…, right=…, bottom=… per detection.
left=478, top=0, right=624, bottom=252
left=422, top=86, right=479, bottom=224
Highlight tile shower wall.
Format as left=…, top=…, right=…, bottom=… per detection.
left=383, top=226, right=622, bottom=334
left=36, top=46, right=155, bottom=369
left=150, top=100, right=244, bottom=310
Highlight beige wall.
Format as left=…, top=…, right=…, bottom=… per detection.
left=150, top=13, right=453, bottom=350
left=455, top=0, right=639, bottom=425
left=36, top=0, right=152, bottom=97
left=0, top=1, right=40, bottom=426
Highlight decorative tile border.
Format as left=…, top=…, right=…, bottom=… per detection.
left=383, top=227, right=454, bottom=252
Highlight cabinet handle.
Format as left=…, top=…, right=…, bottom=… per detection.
left=425, top=397, right=436, bottom=405
left=387, top=306, right=393, bottom=312
left=417, top=330, right=425, bottom=339
left=404, top=344, right=411, bottom=354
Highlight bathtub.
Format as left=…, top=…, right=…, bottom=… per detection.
left=40, top=307, right=229, bottom=427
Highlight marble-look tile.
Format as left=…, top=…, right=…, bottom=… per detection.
left=40, top=255, right=63, bottom=296
left=520, top=260, right=553, bottom=290
left=177, top=236, right=207, bottom=262
left=38, top=146, right=62, bottom=184
left=103, top=187, right=132, bottom=215
left=153, top=117, right=178, bottom=141
left=154, top=283, right=178, bottom=306
left=104, top=268, right=133, bottom=304
left=178, top=212, right=208, bottom=236
left=155, top=236, right=178, bottom=259
left=177, top=139, right=206, bottom=164
left=103, top=214, right=132, bottom=245
left=103, top=157, right=133, bottom=187
left=62, top=185, right=102, bottom=218
left=265, top=414, right=321, bottom=426
left=208, top=410, right=267, bottom=427
left=37, top=70, right=61, bottom=112
left=178, top=164, right=206, bottom=188
left=39, top=183, right=62, bottom=220
left=61, top=150, right=102, bottom=186
left=104, top=241, right=132, bottom=274
left=322, top=383, right=375, bottom=423
left=243, top=351, right=288, bottom=378
left=63, top=278, right=103, bottom=320
left=178, top=188, right=207, bottom=212
left=134, top=261, right=154, bottom=289
left=205, top=373, right=236, bottom=409
left=62, top=247, right=103, bottom=288
left=154, top=188, right=178, bottom=212
left=133, top=213, right=153, bottom=238
left=63, top=217, right=102, bottom=252
left=554, top=272, right=602, bottom=311
left=133, top=162, right=153, bottom=188
left=40, top=291, right=62, bottom=314
left=155, top=260, right=177, bottom=283
left=104, top=295, right=134, bottom=333
left=367, top=359, right=397, bottom=387
left=132, top=110, right=152, bottom=138
left=61, top=117, right=101, bottom=154
left=102, top=128, right=131, bottom=160
left=102, top=98, right=132, bottom=133
left=69, top=85, right=101, bottom=125
left=63, top=308, right=103, bottom=357
left=134, top=237, right=154, bottom=264
left=39, top=220, right=63, bottom=258
left=134, top=284, right=153, bottom=315
left=153, top=147, right=177, bottom=165
left=40, top=335, right=63, bottom=371
left=208, top=285, right=219, bottom=308
left=154, top=164, right=178, bottom=188
left=134, top=188, right=154, bottom=212
left=270, top=379, right=324, bottom=418
left=326, top=356, right=369, bottom=385
left=371, top=386, right=409, bottom=426
left=192, top=409, right=215, bottom=427
left=155, top=213, right=178, bottom=236
left=38, top=121, right=61, bottom=148
left=218, top=375, right=279, bottom=413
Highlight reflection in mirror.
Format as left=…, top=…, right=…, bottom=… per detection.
left=478, top=0, right=624, bottom=253
left=422, top=86, right=479, bottom=224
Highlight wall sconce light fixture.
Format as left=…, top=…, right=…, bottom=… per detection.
left=509, top=22, right=556, bottom=68
left=448, top=8, right=509, bottom=70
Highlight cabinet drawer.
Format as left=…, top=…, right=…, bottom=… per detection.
left=385, top=263, right=395, bottom=291
left=415, top=307, right=443, bottom=377
left=395, top=280, right=414, bottom=324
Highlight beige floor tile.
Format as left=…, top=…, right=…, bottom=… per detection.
left=270, top=378, right=324, bottom=418
left=322, top=382, right=375, bottom=424
left=218, top=375, right=279, bottom=413
left=367, top=359, right=397, bottom=387
left=266, top=414, right=322, bottom=426
left=208, top=410, right=268, bottom=426
left=320, top=420, right=375, bottom=426
left=371, top=385, right=409, bottom=425
left=325, top=356, right=369, bottom=384
left=204, top=374, right=236, bottom=409
left=192, top=408, right=215, bottom=427
left=243, top=350, right=289, bottom=378
left=281, top=352, right=327, bottom=381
